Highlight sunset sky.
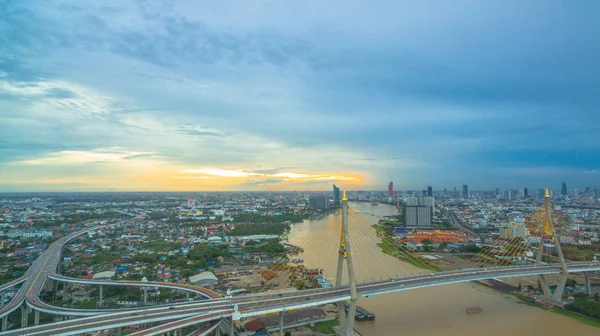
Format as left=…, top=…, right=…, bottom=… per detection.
left=1, top=1, right=599, bottom=192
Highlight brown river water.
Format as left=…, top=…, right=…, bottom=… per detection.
left=288, top=202, right=597, bottom=336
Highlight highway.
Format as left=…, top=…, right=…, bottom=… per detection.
left=3, top=261, right=599, bottom=336
left=49, top=275, right=221, bottom=298
left=0, top=230, right=90, bottom=319
left=444, top=211, right=476, bottom=235
left=129, top=313, right=221, bottom=336
left=1, top=225, right=599, bottom=335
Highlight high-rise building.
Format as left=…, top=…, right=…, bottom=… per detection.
left=332, top=184, right=341, bottom=206
left=594, top=188, right=600, bottom=200
left=462, top=185, right=469, bottom=199
left=388, top=182, right=394, bottom=197
left=523, top=187, right=528, bottom=198
left=500, top=221, right=528, bottom=239
left=453, top=186, right=457, bottom=197
left=495, top=188, right=500, bottom=196
left=561, top=182, right=567, bottom=196
left=427, top=186, right=433, bottom=197
left=309, top=196, right=329, bottom=209
left=403, top=205, right=432, bottom=229
left=405, top=197, right=435, bottom=215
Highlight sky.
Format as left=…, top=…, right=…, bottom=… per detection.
left=0, top=0, right=599, bottom=192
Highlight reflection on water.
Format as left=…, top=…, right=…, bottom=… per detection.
left=288, top=202, right=597, bottom=336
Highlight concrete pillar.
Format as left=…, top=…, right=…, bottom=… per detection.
left=2, top=316, right=7, bottom=332
left=585, top=272, right=592, bottom=295
left=341, top=192, right=358, bottom=336
left=552, top=274, right=569, bottom=301
left=21, top=304, right=28, bottom=328
left=116, top=327, right=122, bottom=336
left=279, top=311, right=284, bottom=336
left=1, top=291, right=5, bottom=309
left=216, top=323, right=222, bottom=336
left=144, top=292, right=148, bottom=305
left=335, top=229, right=347, bottom=330
left=186, top=292, right=189, bottom=300
left=34, top=310, right=40, bottom=326
left=99, top=285, right=103, bottom=307
left=538, top=274, right=552, bottom=298
left=231, top=316, right=235, bottom=336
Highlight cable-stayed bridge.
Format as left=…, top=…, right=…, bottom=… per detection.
left=0, top=190, right=598, bottom=336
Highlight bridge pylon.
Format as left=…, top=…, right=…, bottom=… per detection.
left=536, top=188, right=569, bottom=302
left=335, top=190, right=359, bottom=336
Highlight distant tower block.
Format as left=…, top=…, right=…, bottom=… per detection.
left=388, top=182, right=394, bottom=197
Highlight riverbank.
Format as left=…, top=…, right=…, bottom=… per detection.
left=290, top=202, right=600, bottom=336
left=373, top=225, right=441, bottom=272
left=477, top=280, right=600, bottom=329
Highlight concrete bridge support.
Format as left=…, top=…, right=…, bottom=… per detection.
left=335, top=191, right=359, bottom=336
left=1, top=291, right=5, bottom=309
left=116, top=327, right=122, bottom=336
left=537, top=189, right=570, bottom=303
left=99, top=285, right=103, bottom=307
left=585, top=272, right=592, bottom=295
left=279, top=311, right=284, bottom=336
left=537, top=275, right=552, bottom=297
left=34, top=310, right=40, bottom=326
left=218, top=316, right=234, bottom=336
left=552, top=273, right=569, bottom=301
left=2, top=316, right=7, bottom=332
left=229, top=316, right=235, bottom=336
left=20, top=304, right=28, bottom=328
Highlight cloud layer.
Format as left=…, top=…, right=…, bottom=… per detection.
left=1, top=0, right=599, bottom=191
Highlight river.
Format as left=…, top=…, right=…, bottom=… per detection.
left=288, top=202, right=597, bottom=336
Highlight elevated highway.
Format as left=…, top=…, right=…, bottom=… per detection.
left=3, top=261, right=599, bottom=335
left=0, top=230, right=90, bottom=319
left=49, top=275, right=221, bottom=299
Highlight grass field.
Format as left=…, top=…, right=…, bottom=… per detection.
left=310, top=319, right=338, bottom=334
left=374, top=226, right=441, bottom=272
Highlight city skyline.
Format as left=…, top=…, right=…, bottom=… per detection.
left=1, top=1, right=599, bottom=192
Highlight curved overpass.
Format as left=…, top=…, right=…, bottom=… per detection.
left=1, top=227, right=223, bottom=320
left=129, top=313, right=222, bottom=336
left=49, top=275, right=221, bottom=299
left=0, top=230, right=91, bottom=319
left=3, top=262, right=599, bottom=336
left=31, top=276, right=221, bottom=317
left=0, top=277, right=28, bottom=292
